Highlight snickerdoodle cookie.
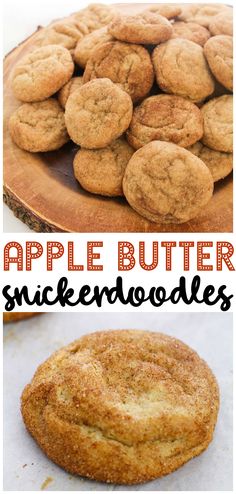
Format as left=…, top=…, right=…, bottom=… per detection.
left=73, top=3, right=116, bottom=32
left=144, top=5, right=182, bottom=19
left=12, top=45, right=74, bottom=102
left=126, top=95, right=203, bottom=149
left=201, top=95, right=233, bottom=152
left=171, top=21, right=210, bottom=46
left=123, top=141, right=213, bottom=224
left=3, top=312, right=38, bottom=323
left=83, top=41, right=154, bottom=103
left=9, top=99, right=69, bottom=152
left=73, top=138, right=133, bottom=196
left=179, top=4, right=231, bottom=28
left=188, top=142, right=233, bottom=182
left=108, top=12, right=173, bottom=45
left=204, top=35, right=233, bottom=91
left=38, top=20, right=88, bottom=52
left=65, top=78, right=133, bottom=148
left=58, top=77, right=83, bottom=108
left=209, top=11, right=233, bottom=36
left=152, top=38, right=215, bottom=102
left=21, top=329, right=219, bottom=485
left=74, top=27, right=113, bottom=68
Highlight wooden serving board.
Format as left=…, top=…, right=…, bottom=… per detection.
left=3, top=4, right=233, bottom=232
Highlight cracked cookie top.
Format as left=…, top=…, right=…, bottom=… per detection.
left=187, top=142, right=233, bottom=182
left=65, top=78, right=133, bottom=148
left=209, top=11, right=233, bottom=36
left=38, top=20, right=89, bottom=52
left=126, top=94, right=203, bottom=149
left=73, top=3, right=116, bottom=32
left=201, top=95, right=233, bottom=152
left=12, top=44, right=74, bottom=102
left=21, top=329, right=219, bottom=484
left=74, top=27, right=113, bottom=68
left=178, top=3, right=231, bottom=28
left=171, top=21, right=210, bottom=46
left=73, top=138, right=133, bottom=196
left=83, top=40, right=154, bottom=103
left=9, top=99, right=69, bottom=152
left=123, top=140, right=214, bottom=224
left=144, top=5, right=182, bottom=19
left=152, top=38, right=215, bottom=103
left=204, top=35, right=233, bottom=91
left=108, top=12, right=173, bottom=45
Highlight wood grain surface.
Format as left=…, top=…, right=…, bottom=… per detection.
left=3, top=4, right=233, bottom=232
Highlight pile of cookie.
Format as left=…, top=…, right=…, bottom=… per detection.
left=9, top=3, right=233, bottom=224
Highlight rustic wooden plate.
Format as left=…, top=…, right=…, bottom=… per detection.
left=3, top=4, right=233, bottom=232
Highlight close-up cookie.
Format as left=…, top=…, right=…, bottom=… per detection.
left=171, top=21, right=210, bottom=46
left=73, top=3, right=116, bottom=32
left=201, top=95, right=233, bottom=152
left=9, top=99, right=69, bottom=152
left=123, top=141, right=214, bottom=224
left=152, top=38, right=215, bottom=102
left=38, top=20, right=88, bottom=52
left=187, top=142, right=233, bottom=182
left=83, top=41, right=154, bottom=103
left=73, top=138, right=133, bottom=196
left=178, top=4, right=231, bottom=28
left=108, top=12, right=173, bottom=45
left=21, top=329, right=219, bottom=485
left=58, top=77, right=83, bottom=108
left=3, top=312, right=38, bottom=323
left=65, top=78, right=133, bottom=148
left=126, top=94, right=203, bottom=149
left=12, top=44, right=74, bottom=102
left=204, top=35, right=233, bottom=91
left=74, top=27, right=113, bottom=68
left=144, top=5, right=182, bottom=19
left=209, top=11, right=233, bottom=36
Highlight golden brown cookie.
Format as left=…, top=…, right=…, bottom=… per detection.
left=152, top=38, right=214, bottom=102
left=201, top=95, right=233, bottom=152
left=65, top=78, right=133, bottom=148
left=38, top=20, right=88, bottom=52
left=209, top=11, right=233, bottom=36
left=171, top=21, right=210, bottom=46
left=126, top=95, right=203, bottom=149
left=123, top=141, right=213, bottom=224
left=9, top=99, right=69, bottom=152
left=83, top=41, right=154, bottom=103
left=3, top=313, right=38, bottom=323
left=73, top=3, right=116, bottom=32
left=12, top=45, right=74, bottom=102
left=58, top=77, right=83, bottom=108
left=144, top=5, right=182, bottom=19
left=178, top=4, right=231, bottom=28
left=73, top=138, right=133, bottom=196
left=204, top=35, right=233, bottom=91
left=74, top=27, right=113, bottom=68
left=108, top=12, right=173, bottom=45
left=187, top=142, right=233, bottom=182
left=21, top=329, right=219, bottom=485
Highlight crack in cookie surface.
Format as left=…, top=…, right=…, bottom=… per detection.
left=65, top=78, right=133, bottom=148
left=21, top=330, right=219, bottom=484
left=83, top=41, right=154, bottom=102
left=127, top=94, right=203, bottom=149
left=123, top=141, right=213, bottom=224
